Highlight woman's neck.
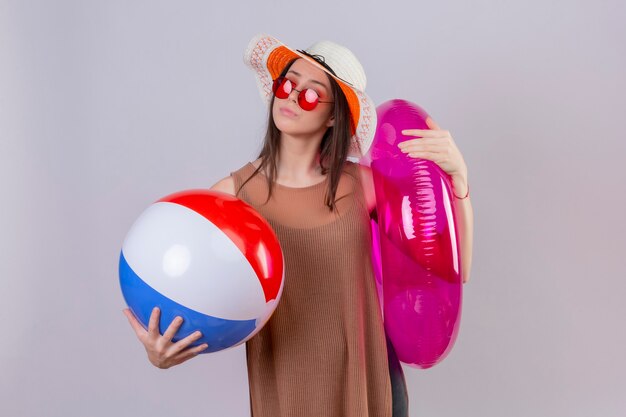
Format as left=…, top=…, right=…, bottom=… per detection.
left=275, top=133, right=325, bottom=181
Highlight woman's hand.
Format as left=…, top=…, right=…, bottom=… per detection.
left=123, top=307, right=208, bottom=369
left=398, top=117, right=468, bottom=196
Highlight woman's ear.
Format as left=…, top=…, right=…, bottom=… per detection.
left=326, top=115, right=335, bottom=128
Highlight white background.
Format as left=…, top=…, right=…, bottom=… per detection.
left=1, top=0, right=624, bottom=416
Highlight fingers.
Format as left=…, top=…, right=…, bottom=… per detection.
left=406, top=151, right=438, bottom=160
left=169, top=330, right=204, bottom=356
left=398, top=138, right=446, bottom=150
left=401, top=128, right=449, bottom=138
left=125, top=306, right=192, bottom=347
left=399, top=141, right=447, bottom=154
left=123, top=308, right=147, bottom=339
left=162, top=315, right=184, bottom=342
left=147, top=306, right=161, bottom=338
left=171, top=343, right=210, bottom=366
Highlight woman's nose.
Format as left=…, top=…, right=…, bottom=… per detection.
left=287, top=87, right=299, bottom=101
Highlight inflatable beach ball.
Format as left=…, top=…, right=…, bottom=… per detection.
left=119, top=189, right=284, bottom=353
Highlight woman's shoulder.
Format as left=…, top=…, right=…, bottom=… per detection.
left=210, top=175, right=236, bottom=196
left=209, top=161, right=255, bottom=197
left=347, top=160, right=371, bottom=182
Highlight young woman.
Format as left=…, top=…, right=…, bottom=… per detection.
left=123, top=34, right=473, bottom=417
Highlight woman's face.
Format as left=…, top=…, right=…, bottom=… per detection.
left=272, top=58, right=335, bottom=138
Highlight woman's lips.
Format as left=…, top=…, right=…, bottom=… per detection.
left=279, top=107, right=298, bottom=117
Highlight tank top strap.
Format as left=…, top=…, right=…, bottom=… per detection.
left=229, top=162, right=259, bottom=204
left=347, top=160, right=369, bottom=214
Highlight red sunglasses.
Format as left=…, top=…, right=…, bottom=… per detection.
left=272, top=77, right=334, bottom=111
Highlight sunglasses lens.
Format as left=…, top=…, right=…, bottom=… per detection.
left=272, top=77, right=323, bottom=111
left=298, top=88, right=319, bottom=111
left=272, top=77, right=292, bottom=99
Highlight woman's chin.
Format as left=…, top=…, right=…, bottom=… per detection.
left=274, top=120, right=302, bottom=135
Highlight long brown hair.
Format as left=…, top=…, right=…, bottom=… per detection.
left=236, top=58, right=354, bottom=212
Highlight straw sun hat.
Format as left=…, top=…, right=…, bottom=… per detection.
left=243, top=33, right=376, bottom=161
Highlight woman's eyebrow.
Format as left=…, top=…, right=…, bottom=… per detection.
left=286, top=70, right=328, bottom=92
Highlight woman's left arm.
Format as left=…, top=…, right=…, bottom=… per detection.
left=398, top=118, right=474, bottom=284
